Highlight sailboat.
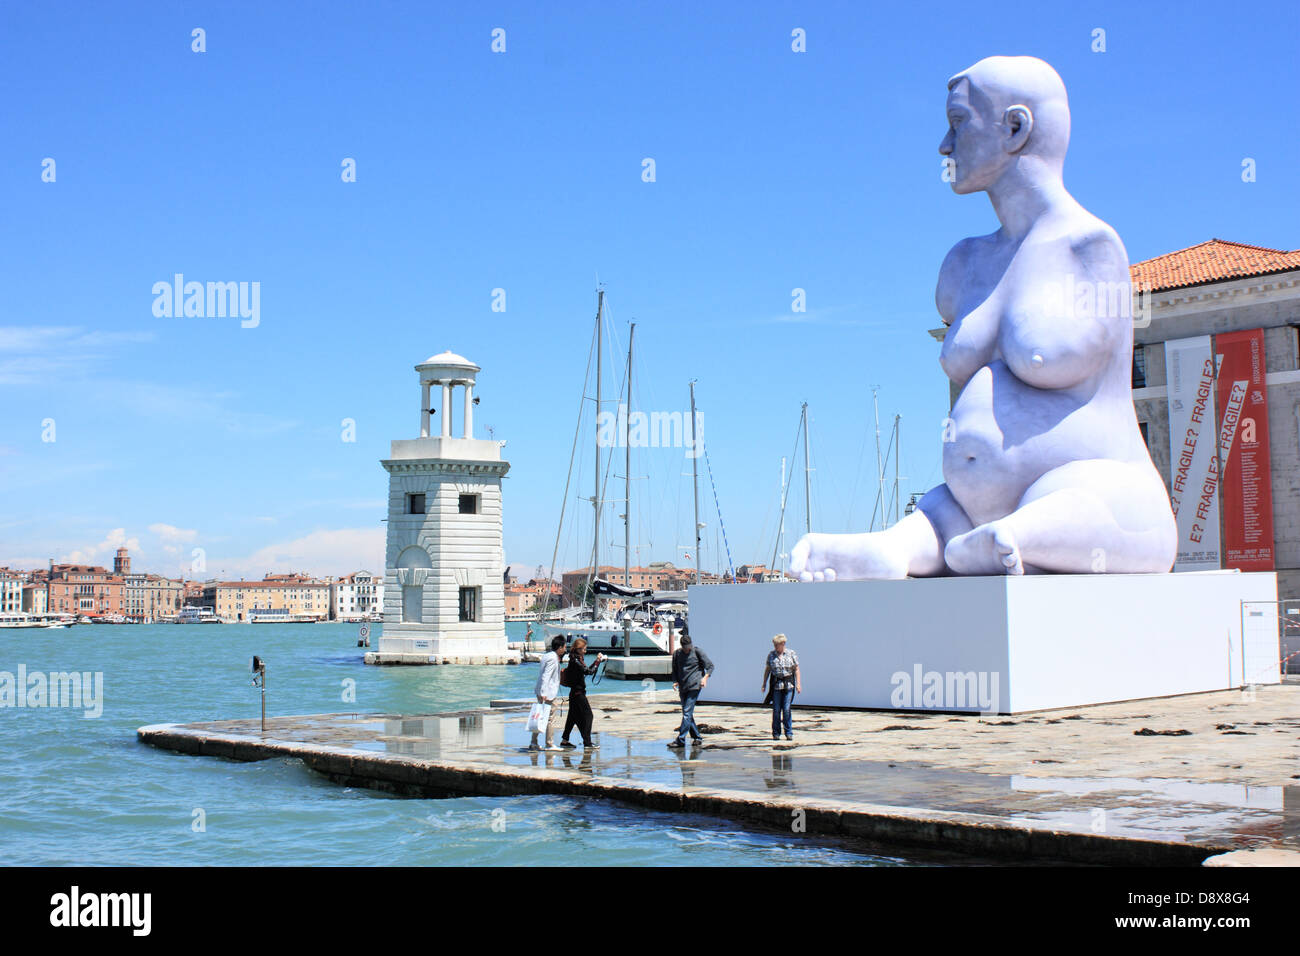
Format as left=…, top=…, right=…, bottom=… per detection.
left=540, top=291, right=681, bottom=655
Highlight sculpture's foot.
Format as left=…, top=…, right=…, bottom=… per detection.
left=789, top=532, right=911, bottom=581
left=944, top=519, right=1024, bottom=576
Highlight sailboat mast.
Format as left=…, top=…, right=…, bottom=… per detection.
left=690, top=381, right=701, bottom=586
left=894, top=414, right=902, bottom=525
left=780, top=456, right=787, bottom=578
left=801, top=402, right=811, bottom=536
left=873, top=387, right=885, bottom=531
left=592, top=289, right=604, bottom=609
left=624, top=323, right=634, bottom=590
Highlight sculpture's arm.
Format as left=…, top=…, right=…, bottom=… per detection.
left=998, top=232, right=1127, bottom=391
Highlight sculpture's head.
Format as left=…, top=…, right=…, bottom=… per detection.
left=939, top=55, right=1070, bottom=194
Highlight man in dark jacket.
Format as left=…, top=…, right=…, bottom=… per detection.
left=669, top=635, right=714, bottom=748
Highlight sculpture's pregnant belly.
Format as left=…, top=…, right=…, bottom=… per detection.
left=943, top=361, right=1118, bottom=525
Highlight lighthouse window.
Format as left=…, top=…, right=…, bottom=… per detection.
left=407, top=493, right=426, bottom=514
left=458, top=494, right=479, bottom=514
left=458, top=586, right=479, bottom=622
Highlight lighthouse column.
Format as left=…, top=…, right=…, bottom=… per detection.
left=371, top=348, right=513, bottom=666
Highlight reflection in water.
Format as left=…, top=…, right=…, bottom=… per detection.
left=378, top=712, right=506, bottom=755
left=765, top=753, right=794, bottom=791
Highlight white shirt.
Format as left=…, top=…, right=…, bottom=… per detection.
left=535, top=650, right=561, bottom=700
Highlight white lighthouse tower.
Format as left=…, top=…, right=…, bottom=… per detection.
left=366, top=351, right=516, bottom=665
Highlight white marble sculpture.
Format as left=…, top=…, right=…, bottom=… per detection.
left=791, top=56, right=1176, bottom=580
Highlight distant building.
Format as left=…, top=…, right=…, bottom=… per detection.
left=122, top=573, right=184, bottom=623
left=47, top=564, right=125, bottom=618
left=0, top=570, right=23, bottom=613
left=331, top=571, right=383, bottom=620
left=204, top=573, right=329, bottom=623
left=182, top=581, right=207, bottom=607
left=504, top=577, right=562, bottom=615
left=560, top=563, right=710, bottom=608
left=734, top=564, right=792, bottom=583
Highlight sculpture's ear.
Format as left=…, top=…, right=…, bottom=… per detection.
left=1003, top=104, right=1033, bottom=154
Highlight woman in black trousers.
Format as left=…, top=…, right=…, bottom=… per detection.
left=561, top=637, right=605, bottom=749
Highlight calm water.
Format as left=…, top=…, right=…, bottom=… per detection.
left=0, top=622, right=910, bottom=866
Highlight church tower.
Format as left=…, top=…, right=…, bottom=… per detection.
left=366, top=351, right=516, bottom=665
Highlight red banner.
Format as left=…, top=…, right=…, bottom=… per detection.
left=1215, top=329, right=1274, bottom=571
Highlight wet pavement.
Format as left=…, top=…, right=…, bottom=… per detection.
left=138, top=684, right=1300, bottom=865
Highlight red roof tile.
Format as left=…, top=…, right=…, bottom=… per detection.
left=1130, top=239, right=1300, bottom=293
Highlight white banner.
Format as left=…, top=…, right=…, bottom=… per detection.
left=1164, top=335, right=1220, bottom=570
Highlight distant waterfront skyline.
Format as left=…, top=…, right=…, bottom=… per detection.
left=2, top=1, right=1296, bottom=581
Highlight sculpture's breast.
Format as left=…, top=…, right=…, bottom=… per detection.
left=939, top=296, right=1000, bottom=387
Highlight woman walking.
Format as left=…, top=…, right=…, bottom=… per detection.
left=560, top=636, right=606, bottom=750
left=761, top=633, right=801, bottom=741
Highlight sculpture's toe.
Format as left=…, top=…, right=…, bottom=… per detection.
left=992, top=523, right=1023, bottom=576
left=823, top=568, right=837, bottom=582
left=799, top=570, right=814, bottom=583
left=812, top=570, right=825, bottom=582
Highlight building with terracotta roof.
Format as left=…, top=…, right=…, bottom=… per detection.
left=1129, top=238, right=1300, bottom=600
left=1129, top=240, right=1300, bottom=296
left=203, top=572, right=329, bottom=623
left=47, top=564, right=125, bottom=618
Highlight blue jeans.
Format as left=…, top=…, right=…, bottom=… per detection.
left=771, top=686, right=794, bottom=737
left=676, top=689, right=701, bottom=743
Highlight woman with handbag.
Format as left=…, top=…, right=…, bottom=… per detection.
left=560, top=636, right=605, bottom=750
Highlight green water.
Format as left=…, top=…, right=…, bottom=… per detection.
left=0, top=622, right=909, bottom=865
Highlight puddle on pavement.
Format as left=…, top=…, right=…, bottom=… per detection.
left=304, top=708, right=1300, bottom=848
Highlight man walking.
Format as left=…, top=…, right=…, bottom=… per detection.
left=761, top=633, right=800, bottom=741
left=529, top=635, right=566, bottom=751
left=669, top=635, right=714, bottom=748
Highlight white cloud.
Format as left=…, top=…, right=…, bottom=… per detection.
left=148, top=523, right=198, bottom=543
left=214, top=527, right=384, bottom=580
left=0, top=326, right=156, bottom=385
left=59, top=527, right=142, bottom=565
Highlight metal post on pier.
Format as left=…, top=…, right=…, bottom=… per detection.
left=251, top=655, right=266, bottom=732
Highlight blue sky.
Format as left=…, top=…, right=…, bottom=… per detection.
left=2, top=0, right=1297, bottom=580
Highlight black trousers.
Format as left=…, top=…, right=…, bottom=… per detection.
left=563, top=692, right=594, bottom=744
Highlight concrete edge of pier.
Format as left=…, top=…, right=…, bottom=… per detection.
left=135, top=716, right=1253, bottom=866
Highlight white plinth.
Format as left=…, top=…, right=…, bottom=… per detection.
left=369, top=627, right=518, bottom=665
left=689, top=572, right=1280, bottom=714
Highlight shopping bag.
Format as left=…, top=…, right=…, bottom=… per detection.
left=526, top=702, right=551, bottom=733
